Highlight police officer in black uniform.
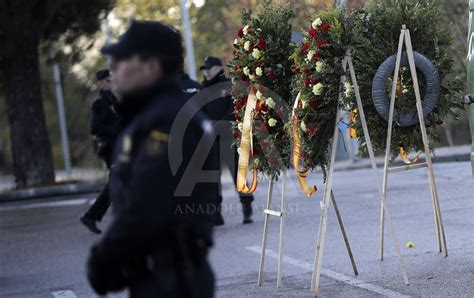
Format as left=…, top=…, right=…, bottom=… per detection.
left=86, top=21, right=215, bottom=297
left=80, top=69, right=121, bottom=234
left=200, top=56, right=254, bottom=225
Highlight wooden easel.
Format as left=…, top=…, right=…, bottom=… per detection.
left=258, top=170, right=287, bottom=288
left=258, top=93, right=359, bottom=288
left=311, top=51, right=410, bottom=295
left=378, top=25, right=448, bottom=259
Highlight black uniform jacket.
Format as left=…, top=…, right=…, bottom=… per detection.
left=202, top=70, right=233, bottom=121
left=90, top=89, right=121, bottom=160
left=87, top=77, right=216, bottom=294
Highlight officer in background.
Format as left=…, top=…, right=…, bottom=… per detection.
left=80, top=69, right=121, bottom=234
left=86, top=21, right=215, bottom=297
left=200, top=56, right=254, bottom=225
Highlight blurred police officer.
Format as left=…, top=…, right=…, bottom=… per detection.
left=86, top=21, right=215, bottom=297
left=200, top=56, right=254, bottom=225
left=80, top=69, right=120, bottom=234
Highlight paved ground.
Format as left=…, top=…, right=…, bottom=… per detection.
left=1, top=161, right=473, bottom=297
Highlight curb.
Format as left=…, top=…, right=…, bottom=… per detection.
left=333, top=153, right=470, bottom=172
left=0, top=182, right=104, bottom=203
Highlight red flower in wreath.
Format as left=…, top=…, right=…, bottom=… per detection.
left=436, top=119, right=444, bottom=125
left=259, top=122, right=269, bottom=133
left=268, top=155, right=278, bottom=165
left=234, top=130, right=241, bottom=139
left=304, top=77, right=311, bottom=87
left=259, top=139, right=267, bottom=148
left=311, top=52, right=320, bottom=61
left=233, top=64, right=240, bottom=72
left=308, top=27, right=319, bottom=39
left=238, top=27, right=244, bottom=38
left=268, top=69, right=277, bottom=81
left=309, top=100, right=318, bottom=109
left=256, top=60, right=265, bottom=67
left=303, top=67, right=310, bottom=74
left=317, top=39, right=329, bottom=48
left=309, top=124, right=318, bottom=136
left=320, top=23, right=331, bottom=32
left=300, top=42, right=310, bottom=54
left=257, top=38, right=266, bottom=49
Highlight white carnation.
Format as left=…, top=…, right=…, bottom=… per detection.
left=256, top=67, right=263, bottom=76
left=244, top=41, right=251, bottom=51
left=316, top=61, right=325, bottom=73
left=268, top=118, right=277, bottom=127
left=243, top=24, right=250, bottom=35
left=237, top=123, right=243, bottom=131
left=307, top=50, right=315, bottom=61
left=312, top=83, right=324, bottom=96
left=265, top=97, right=275, bottom=108
left=243, top=66, right=250, bottom=76
left=312, top=18, right=322, bottom=29
left=252, top=48, right=263, bottom=59
left=256, top=90, right=263, bottom=100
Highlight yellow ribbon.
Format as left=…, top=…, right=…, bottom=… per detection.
left=291, top=93, right=317, bottom=197
left=399, top=145, right=421, bottom=165
left=349, top=109, right=357, bottom=139
left=236, top=87, right=258, bottom=194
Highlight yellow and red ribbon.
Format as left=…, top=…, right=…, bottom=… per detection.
left=291, top=93, right=317, bottom=197
left=399, top=145, right=421, bottom=165
left=236, top=87, right=258, bottom=194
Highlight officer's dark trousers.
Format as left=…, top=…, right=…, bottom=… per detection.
left=129, top=258, right=215, bottom=298
left=215, top=123, right=254, bottom=205
left=85, top=153, right=112, bottom=221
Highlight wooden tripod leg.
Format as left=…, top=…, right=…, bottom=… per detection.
left=330, top=191, right=358, bottom=276
left=277, top=170, right=288, bottom=288
left=427, top=160, right=442, bottom=253
left=258, top=177, right=275, bottom=286
left=404, top=28, right=448, bottom=257
left=346, top=52, right=409, bottom=284
left=380, top=28, right=405, bottom=261
left=311, top=111, right=341, bottom=295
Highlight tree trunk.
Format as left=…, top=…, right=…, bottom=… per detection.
left=2, top=32, right=55, bottom=188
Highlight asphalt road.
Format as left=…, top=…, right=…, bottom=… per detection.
left=1, top=161, right=473, bottom=297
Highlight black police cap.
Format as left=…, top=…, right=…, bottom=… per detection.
left=101, top=20, right=183, bottom=60
left=95, top=69, right=110, bottom=81
left=200, top=56, right=223, bottom=70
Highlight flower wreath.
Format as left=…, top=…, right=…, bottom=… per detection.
left=290, top=9, right=345, bottom=196
left=228, top=2, right=294, bottom=183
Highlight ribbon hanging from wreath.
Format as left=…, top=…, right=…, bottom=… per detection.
left=236, top=88, right=258, bottom=193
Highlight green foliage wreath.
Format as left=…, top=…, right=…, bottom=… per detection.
left=343, top=0, right=463, bottom=158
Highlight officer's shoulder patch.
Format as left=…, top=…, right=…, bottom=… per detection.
left=145, top=130, right=169, bottom=157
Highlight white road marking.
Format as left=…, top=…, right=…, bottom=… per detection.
left=51, top=290, right=77, bottom=298
left=0, top=198, right=92, bottom=211
left=246, top=246, right=409, bottom=297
